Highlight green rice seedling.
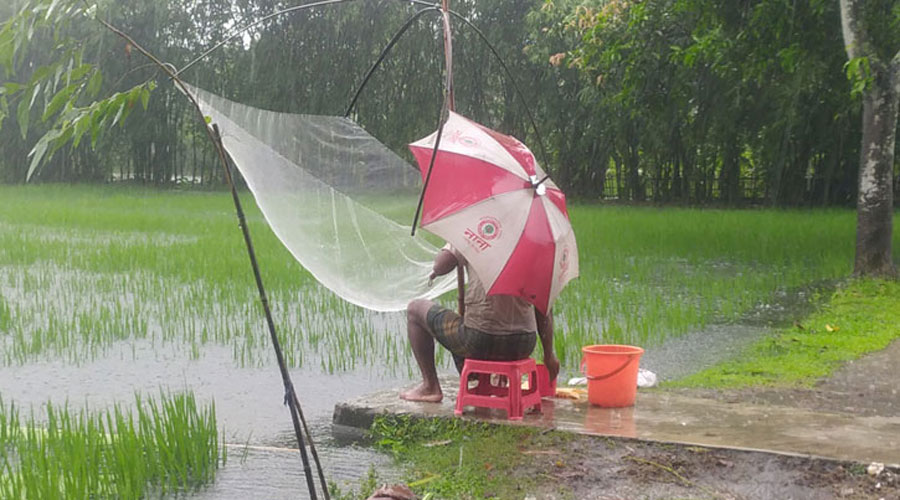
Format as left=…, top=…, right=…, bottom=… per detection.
left=0, top=185, right=897, bottom=372
left=0, top=392, right=222, bottom=499
left=0, top=295, right=11, bottom=333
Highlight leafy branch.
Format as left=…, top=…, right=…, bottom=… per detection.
left=0, top=0, right=156, bottom=181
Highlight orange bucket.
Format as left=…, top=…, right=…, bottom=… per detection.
left=581, top=344, right=644, bottom=407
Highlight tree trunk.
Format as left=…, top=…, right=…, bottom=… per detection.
left=840, top=0, right=898, bottom=278
left=853, top=75, right=898, bottom=277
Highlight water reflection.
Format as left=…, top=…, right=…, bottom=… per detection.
left=583, top=405, right=637, bottom=438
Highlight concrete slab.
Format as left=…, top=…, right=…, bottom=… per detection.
left=333, top=378, right=900, bottom=467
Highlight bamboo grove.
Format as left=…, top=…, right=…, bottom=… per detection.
left=0, top=0, right=898, bottom=207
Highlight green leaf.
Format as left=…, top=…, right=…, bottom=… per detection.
left=3, top=82, right=23, bottom=94
left=72, top=113, right=90, bottom=148
left=90, top=108, right=102, bottom=149
left=26, top=128, right=61, bottom=181
left=46, top=0, right=62, bottom=21
left=140, top=87, right=150, bottom=111
left=111, top=98, right=125, bottom=127
left=0, top=33, right=14, bottom=73
left=16, top=96, right=29, bottom=138
left=29, top=65, right=51, bottom=85
left=28, top=81, right=41, bottom=108
left=69, top=63, right=92, bottom=82
left=64, top=56, right=73, bottom=86
left=86, top=70, right=101, bottom=97
left=42, top=83, right=74, bottom=121
left=47, top=124, right=73, bottom=157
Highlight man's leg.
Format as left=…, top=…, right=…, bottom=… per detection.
left=400, top=299, right=443, bottom=402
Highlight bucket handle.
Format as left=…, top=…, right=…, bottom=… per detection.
left=580, top=353, right=639, bottom=381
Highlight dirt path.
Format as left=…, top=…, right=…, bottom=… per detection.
left=526, top=341, right=900, bottom=499
left=519, top=435, right=899, bottom=499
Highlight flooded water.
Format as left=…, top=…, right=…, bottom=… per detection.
left=0, top=339, right=412, bottom=498
left=0, top=290, right=823, bottom=498
left=0, top=253, right=830, bottom=497
left=639, top=282, right=831, bottom=381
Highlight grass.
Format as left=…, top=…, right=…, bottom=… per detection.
left=0, top=391, right=223, bottom=499
left=362, top=415, right=559, bottom=499
left=668, top=279, right=900, bottom=388
left=0, top=184, right=897, bottom=374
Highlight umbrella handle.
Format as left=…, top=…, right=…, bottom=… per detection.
left=456, top=265, right=465, bottom=317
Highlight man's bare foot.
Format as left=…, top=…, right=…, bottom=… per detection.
left=399, top=382, right=443, bottom=403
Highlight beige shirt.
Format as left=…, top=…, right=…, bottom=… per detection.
left=453, top=248, right=537, bottom=335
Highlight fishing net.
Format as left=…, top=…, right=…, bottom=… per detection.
left=184, top=83, right=455, bottom=311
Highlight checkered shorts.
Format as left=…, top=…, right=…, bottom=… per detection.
left=425, top=305, right=536, bottom=361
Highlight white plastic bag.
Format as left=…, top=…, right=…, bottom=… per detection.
left=637, top=368, right=658, bottom=388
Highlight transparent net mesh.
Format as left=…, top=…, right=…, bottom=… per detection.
left=185, top=84, right=455, bottom=311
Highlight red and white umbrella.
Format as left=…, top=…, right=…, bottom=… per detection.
left=409, top=111, right=578, bottom=313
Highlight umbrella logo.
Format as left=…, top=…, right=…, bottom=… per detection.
left=463, top=217, right=502, bottom=253
left=560, top=247, right=570, bottom=275
left=445, top=129, right=480, bottom=148
left=459, top=136, right=479, bottom=148
left=477, top=217, right=502, bottom=241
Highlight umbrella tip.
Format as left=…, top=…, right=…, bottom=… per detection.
left=530, top=175, right=547, bottom=196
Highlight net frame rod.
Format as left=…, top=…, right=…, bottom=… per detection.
left=344, top=6, right=441, bottom=118
left=177, top=0, right=442, bottom=78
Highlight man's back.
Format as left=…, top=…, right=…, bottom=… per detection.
left=462, top=262, right=537, bottom=334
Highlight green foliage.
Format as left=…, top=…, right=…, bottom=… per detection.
left=0, top=0, right=157, bottom=182
left=370, top=415, right=549, bottom=499
left=328, top=465, right=379, bottom=500
left=26, top=79, right=156, bottom=180
left=373, top=414, right=473, bottom=456
left=844, top=56, right=872, bottom=98
left=669, top=280, right=900, bottom=388
left=539, top=0, right=867, bottom=205
left=0, top=0, right=893, bottom=204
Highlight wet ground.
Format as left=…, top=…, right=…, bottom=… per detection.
left=519, top=434, right=900, bottom=499
left=334, top=338, right=900, bottom=498
left=334, top=374, right=900, bottom=467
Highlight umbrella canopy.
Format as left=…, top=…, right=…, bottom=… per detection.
left=409, top=111, right=579, bottom=314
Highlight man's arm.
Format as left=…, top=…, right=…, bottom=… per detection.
left=429, top=247, right=459, bottom=282
left=536, top=308, right=559, bottom=382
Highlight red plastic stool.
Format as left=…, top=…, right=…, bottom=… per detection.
left=535, top=364, right=557, bottom=397
left=455, top=358, right=542, bottom=420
